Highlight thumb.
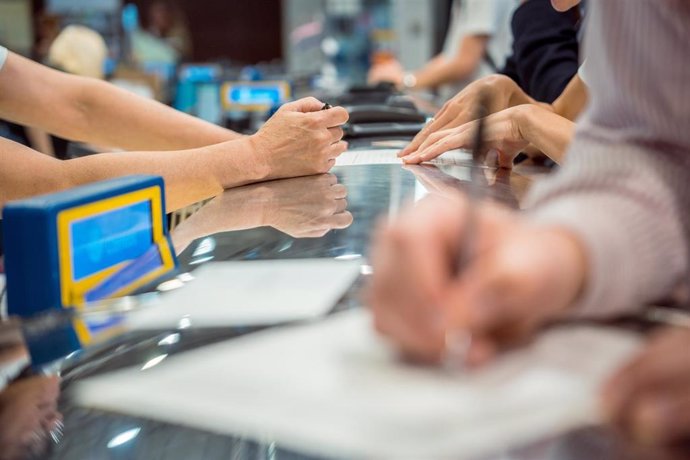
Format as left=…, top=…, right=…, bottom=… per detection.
left=281, top=97, right=325, bottom=113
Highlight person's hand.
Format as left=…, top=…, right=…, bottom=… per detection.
left=248, top=97, right=349, bottom=180
left=602, top=328, right=690, bottom=446
left=170, top=174, right=354, bottom=253
left=0, top=376, right=61, bottom=460
left=401, top=105, right=533, bottom=168
left=400, top=75, right=528, bottom=158
left=368, top=60, right=405, bottom=87
left=259, top=174, right=353, bottom=238
left=367, top=193, right=587, bottom=365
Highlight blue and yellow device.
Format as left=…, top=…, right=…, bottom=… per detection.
left=221, top=81, right=292, bottom=112
left=2, top=176, right=178, bottom=365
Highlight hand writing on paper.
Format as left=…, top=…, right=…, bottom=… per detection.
left=367, top=193, right=587, bottom=365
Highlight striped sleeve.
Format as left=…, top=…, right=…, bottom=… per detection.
left=525, top=0, right=690, bottom=317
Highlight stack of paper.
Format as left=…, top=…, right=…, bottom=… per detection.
left=336, top=148, right=472, bottom=167
left=126, top=260, right=361, bottom=329
left=75, top=309, right=642, bottom=459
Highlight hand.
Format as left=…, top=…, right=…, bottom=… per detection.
left=259, top=174, right=354, bottom=238
left=170, top=174, right=353, bottom=253
left=249, top=97, right=349, bottom=180
left=400, top=75, right=527, bottom=158
left=367, top=194, right=587, bottom=364
left=602, top=328, right=690, bottom=446
left=368, top=60, right=405, bottom=87
left=401, top=105, right=532, bottom=168
left=0, top=376, right=61, bottom=460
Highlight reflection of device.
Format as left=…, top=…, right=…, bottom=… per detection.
left=220, top=81, right=292, bottom=112
left=3, top=176, right=177, bottom=366
left=3, top=176, right=176, bottom=317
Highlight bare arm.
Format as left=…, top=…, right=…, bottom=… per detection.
left=0, top=52, right=241, bottom=152
left=0, top=98, right=350, bottom=211
left=0, top=136, right=253, bottom=211
left=413, top=35, right=489, bottom=89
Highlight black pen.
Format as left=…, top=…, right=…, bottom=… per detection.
left=443, top=91, right=490, bottom=371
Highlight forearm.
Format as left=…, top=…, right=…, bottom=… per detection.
left=0, top=136, right=262, bottom=212
left=518, top=105, right=576, bottom=163
left=75, top=79, right=242, bottom=150
left=62, top=139, right=263, bottom=210
left=170, top=187, right=267, bottom=253
left=0, top=53, right=241, bottom=152
left=527, top=134, right=688, bottom=318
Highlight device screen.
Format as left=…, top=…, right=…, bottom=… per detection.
left=70, top=200, right=153, bottom=281
left=227, top=85, right=285, bottom=106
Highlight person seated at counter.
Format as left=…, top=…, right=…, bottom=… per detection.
left=368, top=0, right=516, bottom=100
left=400, top=0, right=587, bottom=166
left=368, top=0, right=690, bottom=447
left=0, top=46, right=349, bottom=211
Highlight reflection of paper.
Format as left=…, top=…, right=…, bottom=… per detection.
left=336, top=148, right=472, bottom=166
left=76, top=310, right=642, bottom=459
left=126, top=260, right=360, bottom=329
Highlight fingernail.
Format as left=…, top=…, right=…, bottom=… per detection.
left=634, top=398, right=672, bottom=445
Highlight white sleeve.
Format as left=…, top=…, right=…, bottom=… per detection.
left=459, top=0, right=499, bottom=36
left=0, top=46, right=8, bottom=72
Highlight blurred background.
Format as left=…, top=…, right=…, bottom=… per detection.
left=0, top=0, right=451, bottom=125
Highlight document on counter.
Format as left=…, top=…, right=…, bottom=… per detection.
left=75, top=309, right=643, bottom=459
left=125, top=259, right=361, bottom=329
left=336, top=148, right=473, bottom=167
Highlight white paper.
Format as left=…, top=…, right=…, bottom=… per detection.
left=126, top=260, right=361, bottom=329
left=336, top=148, right=472, bottom=166
left=76, top=310, right=642, bottom=459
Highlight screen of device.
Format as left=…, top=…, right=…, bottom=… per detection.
left=70, top=200, right=153, bottom=281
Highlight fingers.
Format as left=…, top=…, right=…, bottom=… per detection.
left=603, top=329, right=690, bottom=445
left=328, top=140, right=349, bottom=160
left=330, top=210, right=354, bottom=229
left=281, top=97, right=324, bottom=113
left=368, top=196, right=472, bottom=362
left=281, top=97, right=349, bottom=127
left=331, top=183, right=348, bottom=200
left=404, top=128, right=471, bottom=164
left=328, top=126, right=345, bottom=143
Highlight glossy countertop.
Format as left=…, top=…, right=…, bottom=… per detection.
left=1, top=153, right=685, bottom=460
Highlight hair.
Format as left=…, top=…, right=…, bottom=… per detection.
left=48, top=25, right=108, bottom=79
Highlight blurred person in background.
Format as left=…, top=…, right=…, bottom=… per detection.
left=144, top=0, right=193, bottom=60
left=368, top=0, right=517, bottom=100
left=400, top=0, right=587, bottom=166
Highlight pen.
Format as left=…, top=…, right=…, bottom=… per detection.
left=321, top=102, right=332, bottom=111
left=443, top=91, right=490, bottom=372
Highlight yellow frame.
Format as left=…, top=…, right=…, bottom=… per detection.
left=56, top=186, right=173, bottom=342
left=220, top=81, right=292, bottom=112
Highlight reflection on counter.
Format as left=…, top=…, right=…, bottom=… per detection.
left=172, top=163, right=530, bottom=270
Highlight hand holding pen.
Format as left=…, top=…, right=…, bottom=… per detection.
left=369, top=102, right=588, bottom=368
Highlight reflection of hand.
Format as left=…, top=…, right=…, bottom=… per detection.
left=249, top=98, right=349, bottom=180
left=0, top=376, right=61, bottom=460
left=367, top=194, right=587, bottom=365
left=259, top=174, right=353, bottom=238
left=404, top=165, right=464, bottom=199
left=402, top=105, right=532, bottom=168
left=368, top=60, right=405, bottom=87
left=172, top=174, right=353, bottom=253
left=603, top=328, right=690, bottom=446
left=400, top=75, right=530, bottom=158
